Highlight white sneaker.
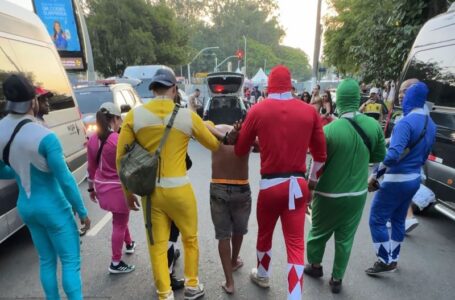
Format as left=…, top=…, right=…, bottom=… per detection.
left=184, top=284, right=205, bottom=300
left=164, top=292, right=175, bottom=300
left=250, top=268, right=270, bottom=288
left=405, top=218, right=419, bottom=233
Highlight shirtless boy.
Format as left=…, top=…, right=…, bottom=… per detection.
left=206, top=123, right=252, bottom=294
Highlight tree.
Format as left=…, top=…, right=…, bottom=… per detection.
left=323, top=0, right=454, bottom=83
left=181, top=0, right=311, bottom=79
left=86, top=0, right=189, bottom=76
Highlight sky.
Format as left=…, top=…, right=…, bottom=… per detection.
left=278, top=0, right=329, bottom=65
left=12, top=0, right=327, bottom=64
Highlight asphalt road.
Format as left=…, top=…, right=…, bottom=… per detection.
left=1, top=141, right=455, bottom=300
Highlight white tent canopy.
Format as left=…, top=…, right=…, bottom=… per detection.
left=251, top=68, right=268, bottom=85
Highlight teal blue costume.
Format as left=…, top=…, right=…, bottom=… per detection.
left=0, top=115, right=87, bottom=300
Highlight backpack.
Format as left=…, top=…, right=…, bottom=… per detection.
left=119, top=104, right=180, bottom=244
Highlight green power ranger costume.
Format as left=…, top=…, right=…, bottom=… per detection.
left=306, top=79, right=386, bottom=280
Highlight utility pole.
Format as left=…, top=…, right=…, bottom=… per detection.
left=311, top=0, right=323, bottom=89
left=243, top=35, right=247, bottom=76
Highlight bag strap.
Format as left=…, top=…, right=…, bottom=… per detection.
left=408, top=115, right=428, bottom=150
left=155, top=104, right=180, bottom=155
left=399, top=115, right=429, bottom=160
left=96, top=131, right=113, bottom=165
left=2, top=119, right=33, bottom=166
left=344, top=117, right=372, bottom=154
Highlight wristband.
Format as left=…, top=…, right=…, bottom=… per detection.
left=222, top=132, right=229, bottom=145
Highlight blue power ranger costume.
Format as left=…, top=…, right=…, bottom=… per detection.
left=369, top=82, right=436, bottom=265
left=0, top=114, right=87, bottom=300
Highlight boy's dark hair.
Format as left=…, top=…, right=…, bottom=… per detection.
left=150, top=82, right=174, bottom=95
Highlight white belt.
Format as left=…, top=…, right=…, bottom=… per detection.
left=383, top=173, right=420, bottom=183
left=260, top=176, right=304, bottom=210
left=156, top=176, right=190, bottom=188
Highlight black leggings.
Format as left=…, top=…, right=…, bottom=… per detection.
left=168, top=222, right=180, bottom=272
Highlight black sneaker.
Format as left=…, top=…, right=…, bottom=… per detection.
left=170, top=273, right=185, bottom=290
left=304, top=264, right=323, bottom=278
left=365, top=261, right=397, bottom=275
left=329, top=277, right=342, bottom=294
left=109, top=261, right=135, bottom=274
left=125, top=241, right=136, bottom=254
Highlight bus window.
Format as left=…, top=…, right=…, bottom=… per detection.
left=404, top=45, right=455, bottom=108
left=7, top=39, right=76, bottom=112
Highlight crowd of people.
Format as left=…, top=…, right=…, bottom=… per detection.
left=0, top=64, right=436, bottom=300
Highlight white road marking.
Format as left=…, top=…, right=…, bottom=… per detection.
left=86, top=212, right=112, bottom=236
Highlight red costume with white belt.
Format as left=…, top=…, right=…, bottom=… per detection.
left=235, top=65, right=327, bottom=300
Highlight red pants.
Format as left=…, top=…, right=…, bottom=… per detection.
left=256, top=178, right=308, bottom=300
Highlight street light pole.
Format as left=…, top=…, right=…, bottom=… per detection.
left=187, top=46, right=219, bottom=84
left=215, top=55, right=237, bottom=71
left=213, top=53, right=218, bottom=72
left=243, top=35, right=247, bottom=76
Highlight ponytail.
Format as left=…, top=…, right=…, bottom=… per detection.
left=96, top=108, right=114, bottom=141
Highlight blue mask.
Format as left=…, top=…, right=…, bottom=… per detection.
left=402, top=82, right=429, bottom=116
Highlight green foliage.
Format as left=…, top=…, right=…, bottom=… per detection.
left=86, top=0, right=189, bottom=76
left=86, top=0, right=312, bottom=79
left=184, top=0, right=311, bottom=79
left=323, top=0, right=454, bottom=83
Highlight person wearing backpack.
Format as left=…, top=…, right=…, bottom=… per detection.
left=0, top=74, right=90, bottom=299
left=366, top=82, right=436, bottom=275
left=86, top=102, right=136, bottom=274
left=116, top=68, right=220, bottom=300
left=304, top=79, right=386, bottom=293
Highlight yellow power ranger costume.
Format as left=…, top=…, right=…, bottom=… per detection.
left=117, top=98, right=219, bottom=299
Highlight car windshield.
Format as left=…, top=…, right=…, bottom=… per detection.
left=75, top=90, right=113, bottom=114
left=134, top=79, right=154, bottom=98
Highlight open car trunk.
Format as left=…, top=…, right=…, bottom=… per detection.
left=205, top=96, right=245, bottom=125
left=207, top=72, right=244, bottom=96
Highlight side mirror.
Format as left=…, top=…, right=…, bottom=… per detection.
left=120, top=104, right=132, bottom=113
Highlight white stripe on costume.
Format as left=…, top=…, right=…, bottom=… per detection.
left=156, top=176, right=189, bottom=188
left=260, top=176, right=304, bottom=210
left=268, top=92, right=293, bottom=100
left=383, top=173, right=420, bottom=183
left=314, top=189, right=367, bottom=198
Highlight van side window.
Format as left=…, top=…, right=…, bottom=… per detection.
left=5, top=38, right=76, bottom=113
left=120, top=89, right=136, bottom=107
left=405, top=45, right=455, bottom=108
left=0, top=40, right=20, bottom=119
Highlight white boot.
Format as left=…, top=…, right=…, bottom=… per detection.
left=405, top=217, right=419, bottom=233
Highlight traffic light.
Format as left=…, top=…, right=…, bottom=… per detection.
left=235, top=49, right=244, bottom=59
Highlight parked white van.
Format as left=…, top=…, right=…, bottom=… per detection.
left=0, top=0, right=88, bottom=243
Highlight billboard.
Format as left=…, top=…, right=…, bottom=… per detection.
left=33, top=0, right=86, bottom=70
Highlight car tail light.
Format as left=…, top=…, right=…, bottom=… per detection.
left=428, top=154, right=443, bottom=163
left=213, top=85, right=224, bottom=93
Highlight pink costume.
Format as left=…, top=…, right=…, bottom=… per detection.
left=87, top=132, right=132, bottom=262
left=235, top=65, right=327, bottom=300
